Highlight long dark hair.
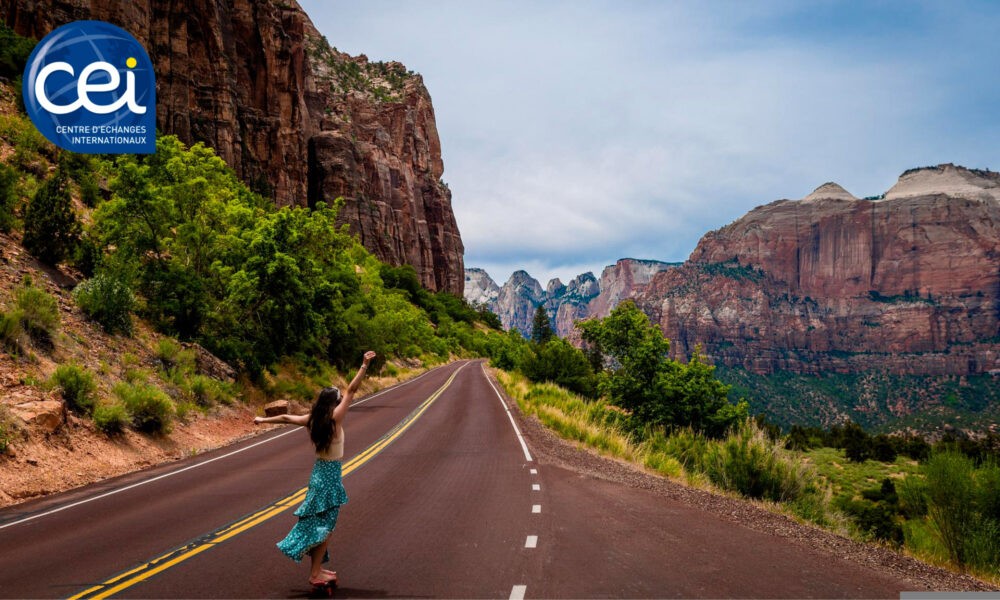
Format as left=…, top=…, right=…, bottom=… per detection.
left=308, top=387, right=341, bottom=453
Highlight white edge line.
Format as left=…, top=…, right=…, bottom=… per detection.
left=0, top=362, right=461, bottom=531
left=0, top=427, right=299, bottom=531
left=510, top=585, right=527, bottom=600
left=480, top=362, right=534, bottom=462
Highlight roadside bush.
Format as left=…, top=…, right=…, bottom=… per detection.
left=51, top=363, right=97, bottom=415
left=521, top=338, right=597, bottom=398
left=653, top=426, right=709, bottom=472
left=74, top=271, right=135, bottom=335
left=838, top=478, right=904, bottom=545
left=114, top=382, right=174, bottom=434
left=702, top=419, right=807, bottom=502
left=924, top=452, right=973, bottom=564
left=92, top=402, right=128, bottom=436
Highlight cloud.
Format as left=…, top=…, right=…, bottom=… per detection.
left=301, top=0, right=1000, bottom=283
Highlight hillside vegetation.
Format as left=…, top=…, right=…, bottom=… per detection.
left=0, top=39, right=507, bottom=502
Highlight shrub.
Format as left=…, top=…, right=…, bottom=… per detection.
left=839, top=479, right=904, bottom=545
left=924, top=451, right=976, bottom=566
left=13, top=280, right=60, bottom=346
left=702, top=419, right=807, bottom=502
left=51, top=363, right=97, bottom=415
left=74, top=272, right=135, bottom=335
left=92, top=402, right=128, bottom=436
left=188, top=374, right=231, bottom=407
left=22, top=169, right=80, bottom=266
left=155, top=338, right=182, bottom=368
left=0, top=405, right=17, bottom=455
left=0, top=309, right=25, bottom=353
left=114, top=382, right=174, bottom=434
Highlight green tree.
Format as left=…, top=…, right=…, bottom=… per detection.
left=530, top=305, right=555, bottom=344
left=0, top=23, right=35, bottom=79
left=578, top=301, right=746, bottom=436
left=22, top=169, right=80, bottom=265
left=522, top=338, right=597, bottom=398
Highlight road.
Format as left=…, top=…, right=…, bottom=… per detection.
left=0, top=359, right=917, bottom=598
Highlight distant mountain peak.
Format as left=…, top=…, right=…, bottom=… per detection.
left=886, top=163, right=1000, bottom=201
left=802, top=182, right=857, bottom=202
left=464, top=260, right=676, bottom=339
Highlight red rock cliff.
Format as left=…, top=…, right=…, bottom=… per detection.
left=1, top=0, right=464, bottom=294
left=637, top=165, right=1000, bottom=376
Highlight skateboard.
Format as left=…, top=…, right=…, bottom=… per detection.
left=310, top=572, right=338, bottom=598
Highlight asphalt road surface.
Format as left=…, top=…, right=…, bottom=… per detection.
left=0, top=360, right=916, bottom=598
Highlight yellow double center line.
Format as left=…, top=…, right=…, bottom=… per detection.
left=70, top=364, right=466, bottom=600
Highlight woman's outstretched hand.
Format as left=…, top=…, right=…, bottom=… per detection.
left=362, top=351, right=376, bottom=365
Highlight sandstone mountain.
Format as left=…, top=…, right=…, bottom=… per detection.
left=464, top=268, right=500, bottom=307
left=467, top=259, right=676, bottom=338
left=1, top=0, right=464, bottom=294
left=636, top=164, right=1000, bottom=377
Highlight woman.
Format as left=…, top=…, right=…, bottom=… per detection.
left=254, top=350, right=377, bottom=587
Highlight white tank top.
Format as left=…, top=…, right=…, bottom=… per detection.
left=317, top=423, right=344, bottom=461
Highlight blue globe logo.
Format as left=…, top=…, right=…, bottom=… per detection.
left=23, top=20, right=156, bottom=154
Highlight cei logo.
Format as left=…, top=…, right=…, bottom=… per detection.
left=23, top=20, right=155, bottom=154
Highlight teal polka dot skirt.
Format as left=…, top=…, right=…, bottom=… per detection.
left=277, top=459, right=349, bottom=562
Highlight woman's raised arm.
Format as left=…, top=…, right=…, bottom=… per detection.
left=334, top=351, right=376, bottom=422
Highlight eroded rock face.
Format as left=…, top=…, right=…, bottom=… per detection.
left=495, top=270, right=545, bottom=336
left=464, top=268, right=500, bottom=307
left=465, top=259, right=675, bottom=339
left=2, top=0, right=464, bottom=294
left=637, top=165, right=1000, bottom=376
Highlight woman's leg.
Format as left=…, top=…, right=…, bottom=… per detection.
left=308, top=539, right=330, bottom=582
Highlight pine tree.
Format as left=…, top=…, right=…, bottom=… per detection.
left=23, top=168, right=80, bottom=265
left=530, top=305, right=555, bottom=344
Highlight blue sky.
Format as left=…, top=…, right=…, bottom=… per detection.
left=300, top=0, right=1000, bottom=287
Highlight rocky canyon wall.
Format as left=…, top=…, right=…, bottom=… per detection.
left=637, top=165, right=1000, bottom=376
left=1, top=0, right=464, bottom=294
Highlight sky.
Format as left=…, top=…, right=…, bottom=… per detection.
left=300, top=0, right=1000, bottom=288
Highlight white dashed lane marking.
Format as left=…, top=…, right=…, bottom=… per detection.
left=525, top=535, right=538, bottom=548
left=532, top=504, right=541, bottom=514
left=510, top=584, right=527, bottom=600
left=532, top=484, right=540, bottom=491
